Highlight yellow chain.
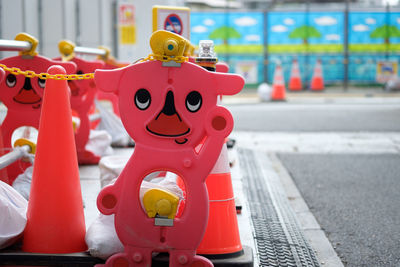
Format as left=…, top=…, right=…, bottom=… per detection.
left=142, top=54, right=188, bottom=63
left=0, top=63, right=94, bottom=80
left=0, top=52, right=187, bottom=81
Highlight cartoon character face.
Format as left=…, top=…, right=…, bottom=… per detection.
left=0, top=55, right=76, bottom=111
left=95, top=60, right=243, bottom=149
left=54, top=57, right=104, bottom=98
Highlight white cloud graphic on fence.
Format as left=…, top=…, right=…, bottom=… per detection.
left=192, top=25, right=208, bottom=33
left=284, top=18, right=295, bottom=25
left=203, top=19, right=215, bottom=26
left=353, top=24, right=370, bottom=32
left=234, top=17, right=257, bottom=26
left=325, top=34, right=340, bottom=41
left=315, top=16, right=337, bottom=26
left=271, top=25, right=288, bottom=32
left=245, top=34, right=261, bottom=41
left=365, top=18, right=376, bottom=24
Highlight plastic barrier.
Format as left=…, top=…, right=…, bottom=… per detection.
left=94, top=30, right=244, bottom=267
left=0, top=33, right=76, bottom=184
left=56, top=40, right=106, bottom=164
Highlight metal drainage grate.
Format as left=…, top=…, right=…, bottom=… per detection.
left=238, top=148, right=320, bottom=267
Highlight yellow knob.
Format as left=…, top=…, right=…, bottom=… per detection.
left=58, top=40, right=75, bottom=61
left=164, top=39, right=179, bottom=56
left=155, top=199, right=172, bottom=217
left=15, top=33, right=38, bottom=57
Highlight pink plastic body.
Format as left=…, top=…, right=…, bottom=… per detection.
left=95, top=62, right=125, bottom=117
left=94, top=60, right=244, bottom=267
left=0, top=56, right=76, bottom=184
left=54, top=57, right=105, bottom=164
left=216, top=62, right=229, bottom=73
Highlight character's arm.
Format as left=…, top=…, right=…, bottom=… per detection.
left=96, top=172, right=125, bottom=215
left=195, top=106, right=234, bottom=181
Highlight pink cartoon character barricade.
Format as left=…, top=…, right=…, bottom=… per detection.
left=0, top=33, right=76, bottom=185
left=55, top=41, right=106, bottom=164
left=93, top=30, right=244, bottom=267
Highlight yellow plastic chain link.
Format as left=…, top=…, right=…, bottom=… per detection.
left=0, top=63, right=94, bottom=80
left=142, top=54, right=188, bottom=63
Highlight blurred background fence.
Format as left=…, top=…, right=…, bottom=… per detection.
left=0, top=0, right=399, bottom=89
left=191, top=4, right=400, bottom=88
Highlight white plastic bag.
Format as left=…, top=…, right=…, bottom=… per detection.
left=86, top=173, right=183, bottom=259
left=95, top=101, right=133, bottom=147
left=257, top=82, right=272, bottom=102
left=85, top=214, right=123, bottom=260
left=98, top=155, right=129, bottom=188
left=0, top=180, right=27, bottom=249
left=12, top=166, right=33, bottom=200
left=86, top=129, right=113, bottom=157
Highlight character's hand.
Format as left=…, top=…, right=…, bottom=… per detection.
left=204, top=106, right=234, bottom=139
left=97, top=185, right=118, bottom=215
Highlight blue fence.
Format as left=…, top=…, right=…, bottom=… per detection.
left=191, top=10, right=400, bottom=86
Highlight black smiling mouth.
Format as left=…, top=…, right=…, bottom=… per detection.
left=175, top=138, right=188, bottom=145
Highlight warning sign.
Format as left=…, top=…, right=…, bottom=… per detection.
left=118, top=3, right=136, bottom=45
left=164, top=14, right=183, bottom=35
left=152, top=6, right=190, bottom=40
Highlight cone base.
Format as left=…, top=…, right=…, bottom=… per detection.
left=271, top=85, right=286, bottom=101
left=289, top=78, right=302, bottom=91
left=311, top=78, right=324, bottom=91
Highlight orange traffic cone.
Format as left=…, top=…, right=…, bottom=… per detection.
left=197, top=144, right=242, bottom=256
left=289, top=58, right=302, bottom=91
left=271, top=64, right=286, bottom=101
left=311, top=59, right=324, bottom=91
left=22, top=65, right=87, bottom=253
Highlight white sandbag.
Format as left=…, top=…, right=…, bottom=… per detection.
left=86, top=177, right=183, bottom=259
left=86, top=130, right=113, bottom=157
left=257, top=82, right=272, bottom=102
left=85, top=214, right=123, bottom=260
left=98, top=155, right=129, bottom=188
left=95, top=101, right=133, bottom=147
left=12, top=166, right=33, bottom=200
left=0, top=180, right=27, bottom=249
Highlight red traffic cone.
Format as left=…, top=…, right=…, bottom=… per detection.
left=289, top=58, right=302, bottom=91
left=311, top=59, right=324, bottom=91
left=22, top=65, right=87, bottom=253
left=271, top=64, right=286, bottom=101
left=197, top=144, right=242, bottom=256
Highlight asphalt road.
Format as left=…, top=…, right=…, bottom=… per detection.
left=228, top=100, right=400, bottom=266
left=229, top=103, right=400, bottom=132
left=278, top=153, right=400, bottom=267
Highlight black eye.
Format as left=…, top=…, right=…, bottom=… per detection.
left=77, top=70, right=84, bottom=75
left=38, top=78, right=46, bottom=88
left=6, top=74, right=16, bottom=88
left=186, top=91, right=202, bottom=112
left=134, top=88, right=151, bottom=110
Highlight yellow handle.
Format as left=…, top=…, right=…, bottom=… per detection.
left=143, top=188, right=179, bottom=219
left=15, top=33, right=38, bottom=57
left=58, top=40, right=76, bottom=61
left=13, top=138, right=36, bottom=154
